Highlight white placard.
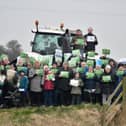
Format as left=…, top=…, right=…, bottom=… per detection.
left=19, top=88, right=25, bottom=92
left=55, top=49, right=63, bottom=57
left=70, top=79, right=79, bottom=87
left=87, top=36, right=95, bottom=42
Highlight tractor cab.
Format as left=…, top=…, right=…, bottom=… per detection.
left=31, top=21, right=76, bottom=55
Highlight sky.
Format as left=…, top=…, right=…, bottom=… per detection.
left=0, top=0, right=126, bottom=60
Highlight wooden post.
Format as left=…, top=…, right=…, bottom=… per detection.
left=122, top=76, right=126, bottom=106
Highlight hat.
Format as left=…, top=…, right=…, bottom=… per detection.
left=105, top=65, right=111, bottom=69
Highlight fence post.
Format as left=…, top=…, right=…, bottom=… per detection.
left=122, top=76, right=126, bottom=106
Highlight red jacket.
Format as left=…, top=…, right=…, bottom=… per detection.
left=43, top=71, right=54, bottom=90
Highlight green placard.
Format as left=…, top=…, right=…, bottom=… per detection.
left=5, top=65, right=11, bottom=70
left=86, top=60, right=94, bottom=67
left=36, top=69, right=43, bottom=76
left=68, top=60, right=77, bottom=68
left=20, top=52, right=28, bottom=58
left=0, top=65, right=4, bottom=71
left=76, top=67, right=83, bottom=73
left=86, top=72, right=95, bottom=79
left=71, top=57, right=80, bottom=63
left=60, top=71, right=69, bottom=78
left=17, top=66, right=27, bottom=72
left=47, top=74, right=55, bottom=80
left=116, top=70, right=125, bottom=76
left=1, top=54, right=8, bottom=60
left=102, top=49, right=110, bottom=55
left=94, top=69, right=104, bottom=76
left=87, top=51, right=95, bottom=57
left=102, top=75, right=112, bottom=83
left=72, top=49, right=80, bottom=56
left=51, top=68, right=58, bottom=74
left=76, top=38, right=84, bottom=45
left=101, top=59, right=109, bottom=66
left=29, top=57, right=36, bottom=65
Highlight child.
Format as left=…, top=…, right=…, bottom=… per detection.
left=18, top=71, right=29, bottom=106
left=70, top=72, right=83, bottom=105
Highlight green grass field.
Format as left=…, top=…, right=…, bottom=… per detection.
left=0, top=104, right=103, bottom=126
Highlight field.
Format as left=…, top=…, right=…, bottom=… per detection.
left=0, top=104, right=102, bottom=126
left=0, top=103, right=125, bottom=126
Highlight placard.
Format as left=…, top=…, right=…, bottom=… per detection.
left=70, top=79, right=79, bottom=87
left=87, top=36, right=95, bottom=42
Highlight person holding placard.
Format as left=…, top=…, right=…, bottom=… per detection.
left=84, top=27, right=98, bottom=52
left=94, top=65, right=104, bottom=105
left=114, top=65, right=125, bottom=99
left=43, top=65, right=55, bottom=106
left=101, top=65, right=115, bottom=105
left=57, top=62, right=73, bottom=106
left=83, top=66, right=96, bottom=103
left=70, top=72, right=84, bottom=105
left=71, top=29, right=86, bottom=59
left=29, top=61, right=43, bottom=106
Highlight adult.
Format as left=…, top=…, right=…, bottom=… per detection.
left=84, top=27, right=98, bottom=52
left=29, top=61, right=43, bottom=106
left=101, top=65, right=115, bottom=105
left=71, top=29, right=86, bottom=58
left=56, top=62, right=73, bottom=105
left=58, top=29, right=72, bottom=54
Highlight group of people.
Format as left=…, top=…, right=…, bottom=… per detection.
left=58, top=27, right=98, bottom=59
left=0, top=27, right=125, bottom=108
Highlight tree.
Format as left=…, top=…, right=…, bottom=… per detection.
left=0, top=40, right=23, bottom=61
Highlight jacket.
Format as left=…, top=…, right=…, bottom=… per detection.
left=19, top=76, right=29, bottom=91
left=43, top=72, right=54, bottom=90
left=83, top=72, right=96, bottom=90
left=84, top=33, right=98, bottom=52
left=58, top=35, right=71, bottom=53
left=70, top=78, right=84, bottom=95
left=56, top=68, right=73, bottom=91
left=101, top=72, right=115, bottom=95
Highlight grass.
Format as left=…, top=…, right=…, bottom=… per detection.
left=0, top=104, right=104, bottom=126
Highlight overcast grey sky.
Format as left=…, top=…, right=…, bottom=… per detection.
left=0, top=0, right=126, bottom=60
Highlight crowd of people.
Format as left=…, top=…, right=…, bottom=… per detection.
left=0, top=27, right=126, bottom=108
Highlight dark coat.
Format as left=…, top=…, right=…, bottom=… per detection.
left=101, top=72, right=115, bottom=95
left=58, top=35, right=71, bottom=53
left=83, top=73, right=96, bottom=90
left=84, top=33, right=98, bottom=52
left=56, top=68, right=73, bottom=91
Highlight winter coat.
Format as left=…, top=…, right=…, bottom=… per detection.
left=56, top=68, right=73, bottom=91
left=101, top=72, right=115, bottom=95
left=70, top=78, right=84, bottom=95
left=84, top=33, right=98, bottom=52
left=43, top=72, right=54, bottom=90
left=19, top=76, right=29, bottom=91
left=58, top=35, right=71, bottom=53
left=30, top=68, right=43, bottom=92
left=83, top=72, right=96, bottom=90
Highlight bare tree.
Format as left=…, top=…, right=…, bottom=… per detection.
left=0, top=40, right=23, bottom=61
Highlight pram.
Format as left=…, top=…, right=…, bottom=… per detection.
left=3, top=88, right=21, bottom=108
